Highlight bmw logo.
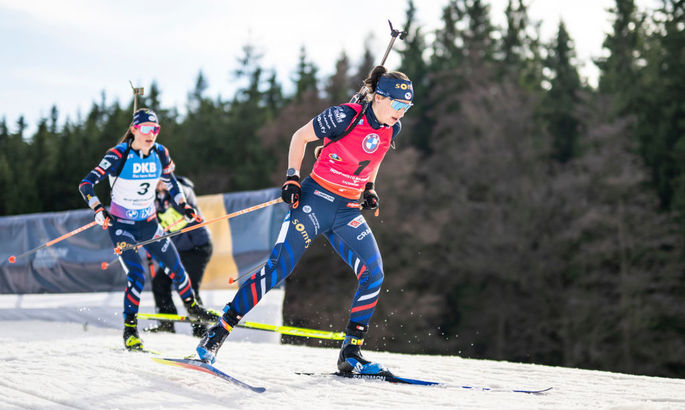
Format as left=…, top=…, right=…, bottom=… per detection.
left=362, top=134, right=380, bottom=153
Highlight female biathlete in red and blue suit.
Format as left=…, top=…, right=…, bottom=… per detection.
left=197, top=67, right=414, bottom=375
left=79, top=108, right=218, bottom=350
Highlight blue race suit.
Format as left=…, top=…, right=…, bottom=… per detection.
left=79, top=141, right=196, bottom=315
left=225, top=104, right=400, bottom=327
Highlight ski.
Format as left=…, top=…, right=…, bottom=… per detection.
left=333, top=371, right=439, bottom=386
left=152, top=357, right=266, bottom=393
left=297, top=372, right=552, bottom=394
left=132, top=346, right=163, bottom=355
left=112, top=346, right=164, bottom=355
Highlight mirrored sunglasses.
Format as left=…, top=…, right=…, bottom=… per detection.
left=134, top=124, right=161, bottom=134
left=390, top=99, right=413, bottom=112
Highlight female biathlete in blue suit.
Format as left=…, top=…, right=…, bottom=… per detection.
left=79, top=108, right=218, bottom=350
left=197, top=66, right=414, bottom=375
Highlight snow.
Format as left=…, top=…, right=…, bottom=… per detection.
left=2, top=303, right=685, bottom=409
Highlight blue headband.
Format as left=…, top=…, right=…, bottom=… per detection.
left=375, top=77, right=413, bottom=101
left=132, top=109, right=159, bottom=125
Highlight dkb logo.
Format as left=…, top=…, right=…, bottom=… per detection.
left=133, top=163, right=156, bottom=173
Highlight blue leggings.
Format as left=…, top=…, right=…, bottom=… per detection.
left=108, top=217, right=194, bottom=315
left=229, top=178, right=384, bottom=326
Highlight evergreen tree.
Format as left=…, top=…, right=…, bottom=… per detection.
left=596, top=0, right=645, bottom=117
left=293, top=46, right=319, bottom=102
left=542, top=21, right=583, bottom=163
left=263, top=70, right=284, bottom=119
left=352, top=38, right=375, bottom=92
left=0, top=118, right=11, bottom=214
left=637, top=1, right=685, bottom=222
left=399, top=0, right=433, bottom=153
left=325, top=51, right=354, bottom=104
left=431, top=0, right=462, bottom=72
left=463, top=0, right=496, bottom=64
left=498, top=0, right=544, bottom=91
left=187, top=70, right=209, bottom=113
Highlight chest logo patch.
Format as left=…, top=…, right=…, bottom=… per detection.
left=362, top=133, right=380, bottom=154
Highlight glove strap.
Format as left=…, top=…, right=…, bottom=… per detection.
left=183, top=203, right=202, bottom=223
left=282, top=180, right=302, bottom=209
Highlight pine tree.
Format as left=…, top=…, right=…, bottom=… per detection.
left=398, top=0, right=434, bottom=153
left=639, top=1, right=685, bottom=221
left=293, top=46, right=318, bottom=102
left=542, top=21, right=583, bottom=163
left=325, top=51, right=353, bottom=104
left=596, top=0, right=645, bottom=116
left=498, top=0, right=544, bottom=92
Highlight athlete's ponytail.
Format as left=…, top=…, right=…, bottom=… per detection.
left=359, top=65, right=387, bottom=99
left=358, top=66, right=410, bottom=103
left=118, top=129, right=134, bottom=144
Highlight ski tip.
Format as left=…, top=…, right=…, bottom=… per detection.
left=519, top=387, right=553, bottom=394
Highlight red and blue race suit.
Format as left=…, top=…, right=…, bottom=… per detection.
left=226, top=103, right=400, bottom=326
left=79, top=142, right=196, bottom=315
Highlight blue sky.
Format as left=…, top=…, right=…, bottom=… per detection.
left=0, top=0, right=657, bottom=134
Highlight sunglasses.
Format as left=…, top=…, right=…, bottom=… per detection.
left=134, top=124, right=161, bottom=134
left=390, top=99, right=413, bottom=112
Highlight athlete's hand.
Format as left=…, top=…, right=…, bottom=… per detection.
left=281, top=176, right=301, bottom=208
left=182, top=203, right=202, bottom=223
left=93, top=204, right=111, bottom=229
left=361, top=182, right=379, bottom=210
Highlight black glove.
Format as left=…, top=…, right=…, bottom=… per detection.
left=361, top=182, right=379, bottom=210
left=93, top=204, right=111, bottom=229
left=281, top=176, right=301, bottom=208
left=182, top=203, right=202, bottom=223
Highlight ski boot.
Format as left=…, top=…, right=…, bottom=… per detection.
left=123, top=313, right=144, bottom=351
left=337, top=322, right=387, bottom=375
left=183, top=294, right=221, bottom=323
left=143, top=320, right=176, bottom=334
left=196, top=306, right=241, bottom=364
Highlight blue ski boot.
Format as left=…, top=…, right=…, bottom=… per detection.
left=337, top=322, right=387, bottom=374
left=196, top=306, right=241, bottom=364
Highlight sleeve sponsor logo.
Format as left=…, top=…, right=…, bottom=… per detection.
left=333, top=107, right=347, bottom=123
left=98, top=159, right=112, bottom=170
left=316, top=116, right=327, bottom=135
